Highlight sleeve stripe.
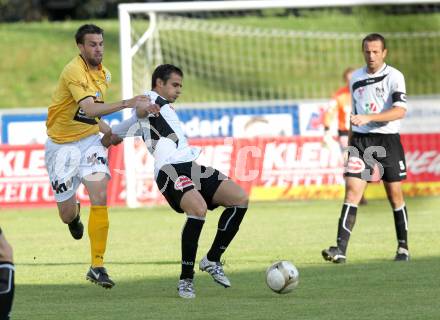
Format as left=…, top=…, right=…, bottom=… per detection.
left=77, top=95, right=95, bottom=104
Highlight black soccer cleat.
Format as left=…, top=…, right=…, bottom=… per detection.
left=394, top=247, right=410, bottom=262
left=68, top=202, right=83, bottom=240
left=86, top=266, right=115, bottom=289
left=322, top=246, right=346, bottom=264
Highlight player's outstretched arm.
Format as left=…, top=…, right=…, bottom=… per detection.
left=79, top=95, right=152, bottom=118
left=102, top=101, right=160, bottom=147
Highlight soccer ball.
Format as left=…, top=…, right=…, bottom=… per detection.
left=266, top=260, right=299, bottom=294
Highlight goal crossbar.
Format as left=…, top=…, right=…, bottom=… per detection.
left=119, top=0, right=440, bottom=14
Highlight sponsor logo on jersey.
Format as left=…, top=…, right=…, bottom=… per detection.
left=105, top=71, right=111, bottom=83
left=346, top=156, right=365, bottom=174
left=174, top=175, right=194, bottom=191
left=365, top=102, right=379, bottom=113
left=375, top=86, right=385, bottom=98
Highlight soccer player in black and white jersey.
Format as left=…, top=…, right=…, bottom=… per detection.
left=105, top=64, right=248, bottom=298
left=322, top=33, right=410, bottom=263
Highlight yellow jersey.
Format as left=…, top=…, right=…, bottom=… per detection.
left=46, top=55, right=111, bottom=143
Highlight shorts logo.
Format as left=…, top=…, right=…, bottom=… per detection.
left=346, top=156, right=365, bottom=174
left=174, top=175, right=194, bottom=191
left=87, top=153, right=107, bottom=165
left=51, top=178, right=73, bottom=194
left=399, top=160, right=406, bottom=171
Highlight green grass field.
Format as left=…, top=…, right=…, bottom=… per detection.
left=1, top=197, right=440, bottom=320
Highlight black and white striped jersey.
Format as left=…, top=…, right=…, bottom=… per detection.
left=111, top=91, right=200, bottom=176
left=350, top=64, right=407, bottom=134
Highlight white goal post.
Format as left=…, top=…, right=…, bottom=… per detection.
left=118, top=0, right=440, bottom=208
left=119, top=0, right=440, bottom=101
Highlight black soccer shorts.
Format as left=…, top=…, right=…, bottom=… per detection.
left=344, top=132, right=407, bottom=182
left=156, top=161, right=228, bottom=213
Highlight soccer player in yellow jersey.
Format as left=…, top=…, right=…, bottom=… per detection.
left=45, top=24, right=159, bottom=288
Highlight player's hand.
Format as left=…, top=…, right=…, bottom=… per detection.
left=101, top=131, right=112, bottom=148
left=128, top=95, right=151, bottom=108
left=110, top=134, right=123, bottom=146
left=136, top=101, right=160, bottom=118
left=351, top=114, right=371, bottom=126
left=101, top=132, right=123, bottom=148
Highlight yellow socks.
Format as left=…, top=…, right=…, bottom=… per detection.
left=88, top=206, right=109, bottom=267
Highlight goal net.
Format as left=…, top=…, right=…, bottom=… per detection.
left=119, top=0, right=440, bottom=207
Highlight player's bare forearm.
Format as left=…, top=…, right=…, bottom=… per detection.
left=79, top=95, right=153, bottom=118
left=98, top=119, right=111, bottom=135
left=79, top=97, right=128, bottom=117
left=368, top=106, right=406, bottom=122
left=351, top=106, right=406, bottom=126
left=101, top=131, right=112, bottom=148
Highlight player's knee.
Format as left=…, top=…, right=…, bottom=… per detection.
left=59, top=206, right=77, bottom=224
left=234, top=188, right=249, bottom=207
left=190, top=202, right=208, bottom=218
left=0, top=239, right=13, bottom=263
left=345, top=188, right=361, bottom=204
left=389, top=195, right=404, bottom=209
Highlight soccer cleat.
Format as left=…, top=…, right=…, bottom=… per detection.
left=177, top=278, right=196, bottom=299
left=86, top=266, right=115, bottom=289
left=199, top=256, right=231, bottom=288
left=394, top=247, right=410, bottom=261
left=322, top=246, right=346, bottom=263
left=68, top=202, right=83, bottom=240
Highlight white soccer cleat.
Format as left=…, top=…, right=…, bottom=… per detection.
left=177, top=278, right=196, bottom=299
left=394, top=247, right=410, bottom=261
left=199, top=256, right=231, bottom=288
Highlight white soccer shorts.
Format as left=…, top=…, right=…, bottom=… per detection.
left=45, top=134, right=110, bottom=202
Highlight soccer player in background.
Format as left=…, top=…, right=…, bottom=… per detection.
left=0, top=227, right=14, bottom=320
left=323, top=67, right=367, bottom=205
left=322, top=33, right=410, bottom=263
left=45, top=24, right=156, bottom=288
left=106, top=64, right=249, bottom=299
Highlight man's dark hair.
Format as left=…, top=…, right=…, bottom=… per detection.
left=75, top=24, right=104, bottom=44
left=362, top=33, right=387, bottom=50
left=151, top=64, right=183, bottom=89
